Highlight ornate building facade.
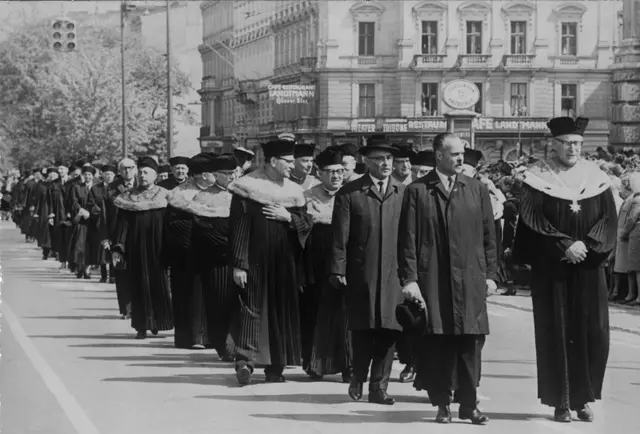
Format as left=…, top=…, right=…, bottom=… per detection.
left=199, top=0, right=622, bottom=160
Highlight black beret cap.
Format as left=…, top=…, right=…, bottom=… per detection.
left=211, top=154, right=239, bottom=172
left=410, top=150, right=435, bottom=167
left=547, top=116, right=589, bottom=137
left=338, top=143, right=359, bottom=157
left=261, top=139, right=296, bottom=159
left=294, top=143, right=316, bottom=159
left=315, top=149, right=344, bottom=169
left=463, top=148, right=484, bottom=167
left=169, top=156, right=190, bottom=166
left=138, top=156, right=159, bottom=172
left=188, top=152, right=218, bottom=175
left=158, top=164, right=171, bottom=174
left=392, top=142, right=417, bottom=159
left=102, top=164, right=117, bottom=174
left=82, top=165, right=97, bottom=175
left=233, top=147, right=255, bottom=160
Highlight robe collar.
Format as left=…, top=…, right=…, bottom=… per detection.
left=228, top=168, right=305, bottom=207
left=168, top=179, right=232, bottom=218
left=304, top=183, right=336, bottom=224
left=113, top=185, right=169, bottom=211
left=518, top=158, right=611, bottom=201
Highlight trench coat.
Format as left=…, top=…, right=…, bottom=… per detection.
left=397, top=170, right=497, bottom=335
left=330, top=174, right=406, bottom=331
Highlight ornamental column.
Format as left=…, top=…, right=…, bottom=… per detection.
left=610, top=0, right=640, bottom=148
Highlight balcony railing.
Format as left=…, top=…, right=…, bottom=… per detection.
left=199, top=126, right=211, bottom=138
left=503, top=54, right=536, bottom=67
left=457, top=54, right=492, bottom=67
left=357, top=55, right=378, bottom=65
left=414, top=54, right=446, bottom=66
left=300, top=56, right=318, bottom=71
left=558, top=56, right=579, bottom=65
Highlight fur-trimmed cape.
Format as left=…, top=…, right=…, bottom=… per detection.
left=168, top=179, right=232, bottom=218
left=517, top=158, right=611, bottom=202
left=113, top=185, right=169, bottom=211
left=228, top=168, right=305, bottom=207
left=304, top=184, right=337, bottom=225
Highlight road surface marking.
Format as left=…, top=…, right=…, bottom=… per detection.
left=611, top=337, right=640, bottom=350
left=0, top=301, right=101, bottom=434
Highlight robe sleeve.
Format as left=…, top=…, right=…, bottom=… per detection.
left=111, top=209, right=129, bottom=255
left=397, top=184, right=419, bottom=285
left=480, top=184, right=499, bottom=280
left=288, top=205, right=312, bottom=249
left=229, top=194, right=250, bottom=271
left=515, top=184, right=575, bottom=261
left=330, top=190, right=350, bottom=276
left=585, top=188, right=617, bottom=254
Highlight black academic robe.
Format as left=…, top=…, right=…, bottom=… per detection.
left=512, top=158, right=616, bottom=410
left=164, top=179, right=208, bottom=349
left=228, top=169, right=312, bottom=368
left=304, top=184, right=352, bottom=376
left=159, top=176, right=188, bottom=191
left=32, top=181, right=52, bottom=249
left=169, top=181, right=237, bottom=357
left=20, top=178, right=36, bottom=236
left=112, top=185, right=173, bottom=333
left=67, top=182, right=103, bottom=266
left=48, top=179, right=70, bottom=261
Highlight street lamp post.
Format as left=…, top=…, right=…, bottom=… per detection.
left=166, top=0, right=173, bottom=159
left=120, top=1, right=128, bottom=158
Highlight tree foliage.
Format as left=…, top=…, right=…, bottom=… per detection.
left=0, top=19, right=192, bottom=169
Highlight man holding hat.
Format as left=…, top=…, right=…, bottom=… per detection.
left=228, top=138, right=313, bottom=386
left=512, top=117, right=617, bottom=423
left=112, top=156, right=173, bottom=339
left=168, top=152, right=239, bottom=359
left=397, top=132, right=496, bottom=425
left=159, top=156, right=190, bottom=190
left=330, top=134, right=406, bottom=405
left=290, top=142, right=321, bottom=191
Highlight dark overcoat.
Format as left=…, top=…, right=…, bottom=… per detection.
left=330, top=174, right=406, bottom=331
left=397, top=170, right=497, bottom=335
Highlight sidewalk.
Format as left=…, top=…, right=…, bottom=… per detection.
left=487, top=290, right=640, bottom=336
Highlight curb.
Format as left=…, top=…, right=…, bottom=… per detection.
left=487, top=299, right=640, bottom=337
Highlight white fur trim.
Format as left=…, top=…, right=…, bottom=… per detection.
left=228, top=168, right=305, bottom=207
left=168, top=182, right=232, bottom=218
left=114, top=185, right=169, bottom=211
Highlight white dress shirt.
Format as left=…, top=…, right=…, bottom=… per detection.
left=369, top=174, right=389, bottom=194
left=435, top=168, right=456, bottom=191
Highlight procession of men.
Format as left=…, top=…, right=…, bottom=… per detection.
left=6, top=117, right=615, bottom=425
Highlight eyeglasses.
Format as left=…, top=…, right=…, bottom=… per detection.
left=321, top=168, right=345, bottom=176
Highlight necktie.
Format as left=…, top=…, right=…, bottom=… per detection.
left=378, top=181, right=384, bottom=194
left=447, top=176, right=454, bottom=192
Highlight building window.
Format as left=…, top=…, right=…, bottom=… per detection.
left=510, top=21, right=527, bottom=54
left=466, top=21, right=483, bottom=54
left=474, top=83, right=483, bottom=114
left=510, top=83, right=528, bottom=116
left=359, top=83, right=376, bottom=117
left=561, top=84, right=577, bottom=117
left=358, top=22, right=375, bottom=56
left=421, top=83, right=438, bottom=116
left=421, top=21, right=438, bottom=54
left=561, top=22, right=577, bottom=56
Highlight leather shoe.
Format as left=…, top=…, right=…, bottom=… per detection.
left=436, top=405, right=452, bottom=423
left=368, top=389, right=395, bottom=405
left=235, top=365, right=252, bottom=386
left=576, top=405, right=593, bottom=422
left=399, top=365, right=415, bottom=383
left=459, top=407, right=490, bottom=425
left=348, top=379, right=363, bottom=401
left=264, top=373, right=286, bottom=383
left=554, top=408, right=572, bottom=423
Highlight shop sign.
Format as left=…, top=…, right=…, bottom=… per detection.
left=268, top=84, right=315, bottom=104
left=473, top=117, right=549, bottom=132
left=407, top=119, right=447, bottom=131
left=383, top=119, right=408, bottom=133
left=351, top=120, right=377, bottom=133
left=443, top=80, right=480, bottom=110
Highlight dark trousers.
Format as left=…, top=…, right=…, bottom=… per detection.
left=351, top=329, right=399, bottom=391
left=114, top=269, right=131, bottom=316
left=396, top=333, right=417, bottom=366
left=235, top=354, right=284, bottom=376
left=422, top=334, right=483, bottom=408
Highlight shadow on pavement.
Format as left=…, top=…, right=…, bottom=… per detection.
left=102, top=373, right=238, bottom=388
left=250, top=409, right=551, bottom=424
left=30, top=333, right=154, bottom=340
left=82, top=353, right=224, bottom=363
left=23, top=315, right=122, bottom=320
left=198, top=393, right=430, bottom=405
left=71, top=296, right=118, bottom=300
left=481, top=374, right=536, bottom=380
left=62, top=289, right=116, bottom=293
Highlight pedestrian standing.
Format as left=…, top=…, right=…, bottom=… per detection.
left=512, top=117, right=617, bottom=423
left=397, top=132, right=496, bottom=425
left=330, top=134, right=406, bottom=406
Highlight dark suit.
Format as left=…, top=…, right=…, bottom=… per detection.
left=397, top=170, right=497, bottom=408
left=331, top=175, right=406, bottom=392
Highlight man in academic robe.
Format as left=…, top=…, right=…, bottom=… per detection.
left=51, top=162, right=72, bottom=269
left=164, top=153, right=215, bottom=349
left=20, top=169, right=39, bottom=242
left=159, top=156, right=190, bottom=190
left=305, top=148, right=352, bottom=383
left=391, top=142, right=416, bottom=185
left=290, top=142, right=320, bottom=191
left=156, top=164, right=170, bottom=183
left=512, top=117, right=616, bottom=423
left=112, top=156, right=173, bottom=339
left=234, top=147, right=255, bottom=176
left=397, top=132, right=496, bottom=425
left=168, top=153, right=239, bottom=360
left=106, top=158, right=138, bottom=316
left=32, top=168, right=58, bottom=259
left=330, top=134, right=406, bottom=406
left=90, top=164, right=116, bottom=283
left=228, top=138, right=313, bottom=386
left=410, top=150, right=435, bottom=181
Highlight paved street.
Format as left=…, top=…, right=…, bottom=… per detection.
left=1, top=219, right=639, bottom=434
